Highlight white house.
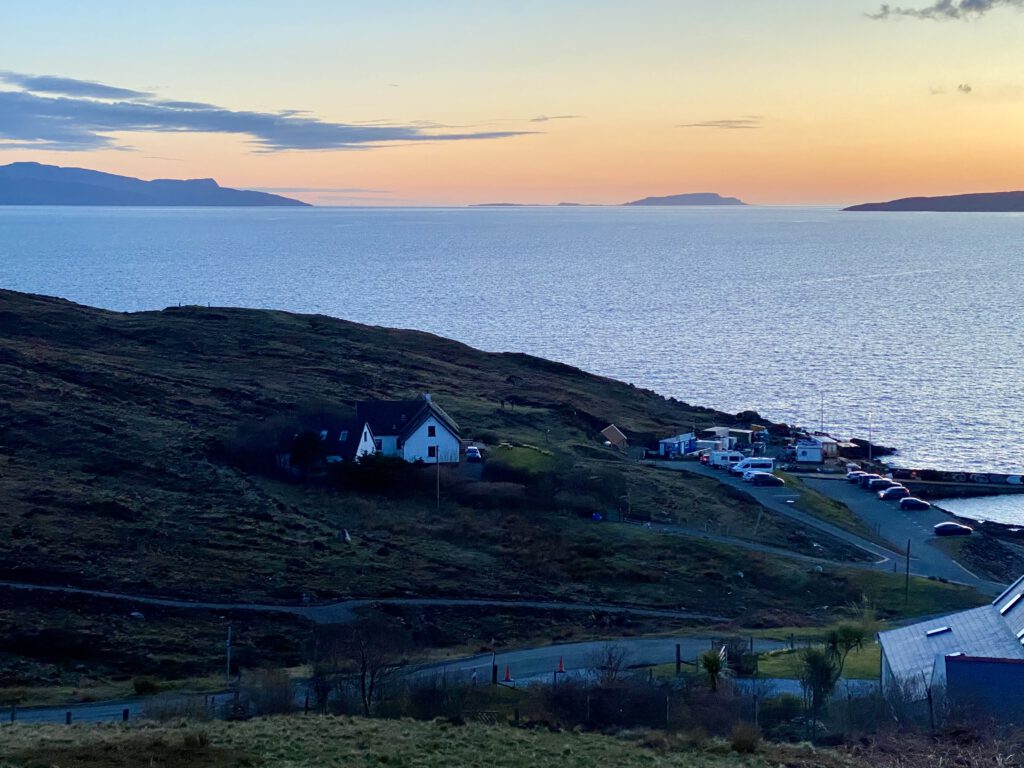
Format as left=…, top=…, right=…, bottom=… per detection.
left=356, top=394, right=461, bottom=464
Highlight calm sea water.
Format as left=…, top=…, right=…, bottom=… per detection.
left=1, top=206, right=1022, bottom=517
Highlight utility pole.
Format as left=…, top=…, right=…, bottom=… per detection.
left=868, top=412, right=874, bottom=463
left=225, top=625, right=233, bottom=686
left=819, top=392, right=824, bottom=433
left=905, top=539, right=911, bottom=603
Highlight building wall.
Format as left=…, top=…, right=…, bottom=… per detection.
left=402, top=416, right=461, bottom=463
left=356, top=425, right=376, bottom=459
left=796, top=444, right=823, bottom=463
left=376, top=435, right=400, bottom=456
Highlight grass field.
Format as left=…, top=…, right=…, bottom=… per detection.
left=755, top=644, right=880, bottom=680
left=0, top=716, right=865, bottom=768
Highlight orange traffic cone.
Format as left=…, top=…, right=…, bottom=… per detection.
left=504, top=664, right=512, bottom=682
left=557, top=656, right=565, bottom=674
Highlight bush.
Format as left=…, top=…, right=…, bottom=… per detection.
left=242, top=668, right=295, bottom=716
left=132, top=676, right=161, bottom=695
left=730, top=721, right=761, bottom=753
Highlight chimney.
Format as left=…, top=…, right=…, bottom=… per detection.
left=423, top=393, right=432, bottom=402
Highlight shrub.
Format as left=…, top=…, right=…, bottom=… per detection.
left=242, top=668, right=295, bottom=715
left=132, top=676, right=161, bottom=695
left=730, top=721, right=761, bottom=753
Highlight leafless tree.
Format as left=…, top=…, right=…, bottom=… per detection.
left=310, top=617, right=410, bottom=716
left=589, top=643, right=629, bottom=687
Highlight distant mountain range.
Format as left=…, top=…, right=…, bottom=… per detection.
left=624, top=192, right=746, bottom=206
left=0, top=163, right=309, bottom=207
left=845, top=191, right=1024, bottom=212
left=471, top=192, right=747, bottom=208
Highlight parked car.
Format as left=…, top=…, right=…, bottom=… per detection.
left=847, top=471, right=869, bottom=483
left=742, top=469, right=765, bottom=482
left=465, top=446, right=482, bottom=463
left=867, top=477, right=899, bottom=492
left=878, top=485, right=910, bottom=500
left=900, top=497, right=931, bottom=511
left=858, top=474, right=882, bottom=488
left=934, top=522, right=973, bottom=537
left=751, top=473, right=785, bottom=487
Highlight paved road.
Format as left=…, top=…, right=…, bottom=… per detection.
left=0, top=581, right=724, bottom=626
left=651, top=462, right=900, bottom=564
left=12, top=634, right=787, bottom=723
left=802, top=477, right=1006, bottom=595
left=636, top=520, right=881, bottom=571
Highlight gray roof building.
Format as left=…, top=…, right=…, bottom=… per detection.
left=879, top=574, right=1024, bottom=700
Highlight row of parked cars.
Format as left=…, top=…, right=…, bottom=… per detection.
left=846, top=470, right=973, bottom=536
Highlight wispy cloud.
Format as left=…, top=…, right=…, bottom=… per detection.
left=868, top=0, right=1024, bottom=20
left=528, top=114, right=583, bottom=123
left=0, top=71, right=152, bottom=99
left=0, top=71, right=536, bottom=152
left=678, top=116, right=763, bottom=130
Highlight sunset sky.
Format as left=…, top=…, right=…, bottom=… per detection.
left=3, top=0, right=1024, bottom=205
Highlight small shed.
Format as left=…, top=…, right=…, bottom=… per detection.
left=601, top=424, right=629, bottom=451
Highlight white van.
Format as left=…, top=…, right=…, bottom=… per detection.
left=730, top=457, right=775, bottom=476
left=709, top=451, right=745, bottom=469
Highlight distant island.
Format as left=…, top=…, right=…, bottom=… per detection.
left=845, top=191, right=1024, bottom=213
left=0, top=162, right=309, bottom=207
left=625, top=192, right=746, bottom=206
left=470, top=193, right=747, bottom=208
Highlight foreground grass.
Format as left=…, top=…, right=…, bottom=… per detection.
left=0, top=716, right=864, bottom=768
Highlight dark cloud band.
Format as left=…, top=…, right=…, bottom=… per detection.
left=869, top=0, right=1024, bottom=19
left=0, top=71, right=534, bottom=152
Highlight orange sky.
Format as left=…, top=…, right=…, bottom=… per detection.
left=3, top=1, right=1024, bottom=205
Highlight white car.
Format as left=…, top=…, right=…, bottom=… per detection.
left=465, top=446, right=482, bottom=463
left=743, top=470, right=773, bottom=482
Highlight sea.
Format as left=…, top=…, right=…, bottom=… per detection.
left=1, top=205, right=1022, bottom=522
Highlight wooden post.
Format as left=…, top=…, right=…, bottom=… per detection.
left=491, top=663, right=498, bottom=686
left=9, top=704, right=15, bottom=723
left=65, top=711, right=72, bottom=725
left=675, top=643, right=681, bottom=675
left=122, top=708, right=129, bottom=722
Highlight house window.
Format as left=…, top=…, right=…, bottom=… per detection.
left=428, top=425, right=436, bottom=437
left=428, top=445, right=438, bottom=459
left=339, top=430, right=348, bottom=441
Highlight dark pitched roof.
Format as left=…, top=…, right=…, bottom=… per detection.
left=356, top=397, right=460, bottom=440
left=323, top=420, right=373, bottom=461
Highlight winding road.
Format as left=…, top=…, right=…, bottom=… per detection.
left=0, top=580, right=724, bottom=626
left=652, top=461, right=1004, bottom=595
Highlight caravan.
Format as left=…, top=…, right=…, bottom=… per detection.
left=709, top=450, right=745, bottom=470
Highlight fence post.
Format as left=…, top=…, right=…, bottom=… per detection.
left=665, top=695, right=671, bottom=728
left=65, top=711, right=72, bottom=725
left=122, top=708, right=129, bottom=722
left=675, top=643, right=681, bottom=675
left=491, top=663, right=498, bottom=686
left=9, top=704, right=15, bottom=723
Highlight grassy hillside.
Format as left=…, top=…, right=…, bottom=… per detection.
left=0, top=290, right=987, bottom=687
left=0, top=716, right=862, bottom=768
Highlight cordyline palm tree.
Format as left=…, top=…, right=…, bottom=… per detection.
left=800, top=647, right=838, bottom=742
left=699, top=650, right=724, bottom=693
